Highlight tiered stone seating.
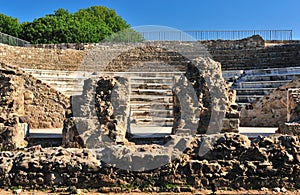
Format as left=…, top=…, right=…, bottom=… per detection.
left=223, top=67, right=300, bottom=106
left=128, top=72, right=177, bottom=137
left=22, top=68, right=92, bottom=96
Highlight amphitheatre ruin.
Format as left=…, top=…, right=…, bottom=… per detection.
left=0, top=30, right=300, bottom=193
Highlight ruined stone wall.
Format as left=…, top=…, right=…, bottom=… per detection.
left=201, top=35, right=265, bottom=50
left=30, top=35, right=265, bottom=50
left=211, top=43, right=300, bottom=70
left=63, top=44, right=239, bottom=147
left=0, top=133, right=299, bottom=191
left=0, top=70, right=27, bottom=150
left=0, top=63, right=69, bottom=129
left=277, top=89, right=300, bottom=136
left=0, top=43, right=85, bottom=70
left=240, top=78, right=300, bottom=127
left=1, top=37, right=299, bottom=73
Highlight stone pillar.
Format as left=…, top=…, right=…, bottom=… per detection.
left=0, top=73, right=27, bottom=150
left=63, top=75, right=130, bottom=147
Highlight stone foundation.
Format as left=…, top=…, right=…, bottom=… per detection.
left=0, top=133, right=299, bottom=191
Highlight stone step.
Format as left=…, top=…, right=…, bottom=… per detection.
left=41, top=82, right=83, bottom=89
left=123, top=72, right=183, bottom=77
left=131, top=88, right=172, bottom=93
left=130, top=76, right=174, bottom=80
left=131, top=106, right=173, bottom=113
left=130, top=104, right=173, bottom=111
left=222, top=70, right=244, bottom=81
left=131, top=83, right=173, bottom=90
left=237, top=80, right=292, bottom=88
left=22, top=69, right=91, bottom=78
left=133, top=117, right=174, bottom=122
left=35, top=78, right=85, bottom=83
left=130, top=79, right=174, bottom=85
left=130, top=90, right=173, bottom=96
left=235, top=95, right=264, bottom=103
left=133, top=121, right=173, bottom=126
left=239, top=127, right=276, bottom=138
left=131, top=109, right=173, bottom=114
left=240, top=74, right=300, bottom=82
left=131, top=114, right=173, bottom=119
left=130, top=100, right=172, bottom=105
left=130, top=95, right=173, bottom=102
left=244, top=66, right=300, bottom=76
left=132, top=115, right=174, bottom=121
left=27, top=128, right=62, bottom=137
left=235, top=88, right=275, bottom=95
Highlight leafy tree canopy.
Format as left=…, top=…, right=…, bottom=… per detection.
left=1, top=6, right=144, bottom=44
left=0, top=14, right=20, bottom=37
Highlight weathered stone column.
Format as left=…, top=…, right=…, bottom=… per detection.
left=63, top=75, right=130, bottom=147
left=0, top=72, right=27, bottom=150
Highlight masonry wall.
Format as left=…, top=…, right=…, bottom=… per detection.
left=211, top=43, right=300, bottom=70
left=30, top=35, right=265, bottom=50
left=0, top=43, right=85, bottom=70
left=63, top=44, right=240, bottom=147
left=0, top=63, right=69, bottom=129
left=1, top=37, right=300, bottom=72
left=0, top=133, right=299, bottom=191
left=240, top=78, right=300, bottom=127
left=0, top=70, right=27, bottom=150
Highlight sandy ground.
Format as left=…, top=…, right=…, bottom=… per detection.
left=1, top=189, right=300, bottom=195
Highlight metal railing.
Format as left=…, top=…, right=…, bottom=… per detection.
left=138, top=30, right=293, bottom=41
left=0, top=32, right=30, bottom=47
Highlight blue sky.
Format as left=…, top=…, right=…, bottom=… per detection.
left=1, top=0, right=300, bottom=39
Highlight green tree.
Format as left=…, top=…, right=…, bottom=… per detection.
left=104, top=28, right=145, bottom=43
left=0, top=14, right=21, bottom=37
left=19, top=6, right=135, bottom=44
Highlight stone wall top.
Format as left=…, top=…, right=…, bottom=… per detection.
left=29, top=35, right=265, bottom=51
left=1, top=36, right=299, bottom=72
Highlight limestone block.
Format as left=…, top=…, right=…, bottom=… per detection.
left=221, top=118, right=239, bottom=133
left=0, top=119, right=27, bottom=150
left=278, top=122, right=300, bottom=136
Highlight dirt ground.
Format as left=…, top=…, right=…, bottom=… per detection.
left=1, top=189, right=300, bottom=195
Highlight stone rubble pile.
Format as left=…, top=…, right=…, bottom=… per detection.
left=0, top=133, right=299, bottom=192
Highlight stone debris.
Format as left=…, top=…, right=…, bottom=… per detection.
left=0, top=133, right=299, bottom=192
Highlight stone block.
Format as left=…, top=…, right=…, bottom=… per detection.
left=278, top=122, right=300, bottom=136
left=221, top=118, right=239, bottom=133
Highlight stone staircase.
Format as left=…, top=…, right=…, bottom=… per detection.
left=128, top=72, right=182, bottom=140
left=223, top=67, right=300, bottom=107
left=22, top=68, right=93, bottom=96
